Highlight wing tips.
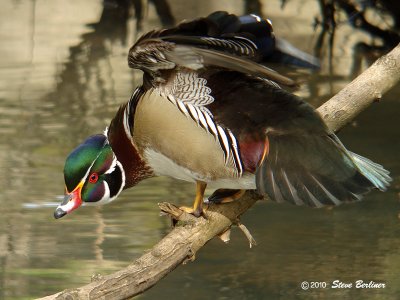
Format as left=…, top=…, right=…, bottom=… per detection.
left=256, top=163, right=349, bottom=208
left=255, top=138, right=391, bottom=208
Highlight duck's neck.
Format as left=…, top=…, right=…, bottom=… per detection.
left=107, top=86, right=153, bottom=189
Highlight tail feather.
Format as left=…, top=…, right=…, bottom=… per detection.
left=349, top=151, right=391, bottom=191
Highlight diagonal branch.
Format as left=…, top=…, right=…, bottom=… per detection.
left=318, top=43, right=400, bottom=132
left=38, top=43, right=400, bottom=300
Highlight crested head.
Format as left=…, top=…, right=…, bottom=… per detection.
left=54, top=134, right=126, bottom=219
left=54, top=88, right=154, bottom=219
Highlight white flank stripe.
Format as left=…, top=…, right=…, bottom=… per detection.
left=204, top=112, right=218, bottom=137
left=177, top=100, right=190, bottom=117
left=217, top=125, right=230, bottom=164
left=167, top=94, right=177, bottom=105
left=196, top=107, right=208, bottom=130
left=227, top=129, right=243, bottom=175
left=187, top=104, right=199, bottom=123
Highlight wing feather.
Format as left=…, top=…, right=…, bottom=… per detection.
left=256, top=133, right=391, bottom=207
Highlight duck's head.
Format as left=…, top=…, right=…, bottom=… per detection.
left=54, top=134, right=125, bottom=219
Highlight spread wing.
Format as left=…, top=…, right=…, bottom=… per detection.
left=256, top=133, right=390, bottom=207
left=128, top=11, right=297, bottom=86
left=203, top=71, right=391, bottom=207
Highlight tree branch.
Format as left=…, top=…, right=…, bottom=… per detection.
left=318, top=43, right=400, bottom=132
left=38, top=43, right=400, bottom=300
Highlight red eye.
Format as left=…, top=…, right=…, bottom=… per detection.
left=89, top=172, right=99, bottom=184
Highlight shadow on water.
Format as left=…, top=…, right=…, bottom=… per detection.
left=0, top=0, right=399, bottom=299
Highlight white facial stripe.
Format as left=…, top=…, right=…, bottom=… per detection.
left=105, top=156, right=117, bottom=174
left=69, top=138, right=112, bottom=196
left=103, top=127, right=109, bottom=136
left=80, top=160, right=97, bottom=187
left=80, top=138, right=112, bottom=181
left=81, top=181, right=109, bottom=206
left=76, top=137, right=109, bottom=186
left=99, top=182, right=111, bottom=204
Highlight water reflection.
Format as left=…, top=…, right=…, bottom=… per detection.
left=0, top=0, right=399, bottom=299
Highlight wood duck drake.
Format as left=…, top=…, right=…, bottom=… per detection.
left=54, top=11, right=391, bottom=219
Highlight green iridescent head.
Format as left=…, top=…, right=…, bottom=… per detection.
left=54, top=134, right=125, bottom=219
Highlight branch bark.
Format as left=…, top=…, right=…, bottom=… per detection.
left=38, top=43, right=400, bottom=300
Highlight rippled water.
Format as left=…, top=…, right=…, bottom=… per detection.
left=0, top=0, right=399, bottom=299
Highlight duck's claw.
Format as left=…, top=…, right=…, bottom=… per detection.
left=179, top=181, right=208, bottom=218
left=179, top=205, right=207, bottom=218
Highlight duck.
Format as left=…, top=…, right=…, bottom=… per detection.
left=54, top=11, right=391, bottom=219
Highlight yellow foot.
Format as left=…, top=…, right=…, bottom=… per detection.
left=179, top=205, right=207, bottom=218
left=181, top=181, right=208, bottom=218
